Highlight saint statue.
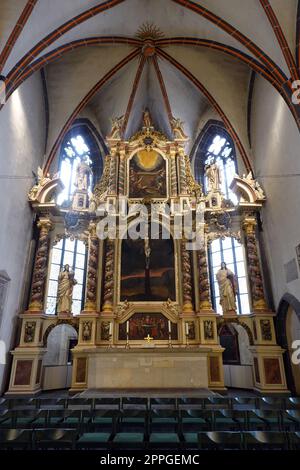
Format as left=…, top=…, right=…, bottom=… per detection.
left=205, top=163, right=222, bottom=192
left=143, top=109, right=152, bottom=128
left=75, top=158, right=92, bottom=191
left=57, top=264, right=77, bottom=314
left=109, top=115, right=124, bottom=139
left=216, top=262, right=238, bottom=315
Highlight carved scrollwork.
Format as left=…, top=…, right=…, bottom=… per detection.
left=162, top=298, right=180, bottom=317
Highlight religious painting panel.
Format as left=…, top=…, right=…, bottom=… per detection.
left=209, top=356, right=220, bottom=382
left=263, top=358, right=282, bottom=385
left=129, top=150, right=167, bottom=198
left=121, top=237, right=175, bottom=301
left=14, top=360, right=33, bottom=386
left=118, top=313, right=178, bottom=341
left=76, top=357, right=87, bottom=383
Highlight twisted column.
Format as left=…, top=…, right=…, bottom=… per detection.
left=178, top=152, right=188, bottom=195
left=243, top=216, right=268, bottom=311
left=118, top=152, right=126, bottom=196
left=181, top=241, right=194, bottom=313
left=84, top=221, right=99, bottom=312
left=102, top=239, right=115, bottom=312
left=28, top=218, right=53, bottom=312
left=197, top=245, right=213, bottom=311
left=170, top=152, right=178, bottom=197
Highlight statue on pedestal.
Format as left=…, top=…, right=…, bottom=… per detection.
left=205, top=163, right=222, bottom=192
left=75, top=158, right=92, bottom=192
left=216, top=262, right=238, bottom=315
left=57, top=264, right=77, bottom=314
left=143, top=109, right=153, bottom=128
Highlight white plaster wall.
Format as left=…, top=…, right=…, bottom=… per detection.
left=0, top=73, right=46, bottom=393
left=251, top=75, right=300, bottom=307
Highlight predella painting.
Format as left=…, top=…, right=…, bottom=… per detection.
left=129, top=150, right=166, bottom=198
left=120, top=237, right=176, bottom=302
left=119, top=313, right=178, bottom=341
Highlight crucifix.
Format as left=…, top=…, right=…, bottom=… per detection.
left=144, top=236, right=152, bottom=298
left=144, top=334, right=153, bottom=343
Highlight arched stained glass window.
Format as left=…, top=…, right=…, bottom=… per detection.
left=45, top=238, right=87, bottom=315
left=194, top=122, right=250, bottom=315
left=209, top=237, right=250, bottom=315
left=194, top=122, right=238, bottom=204
left=57, top=123, right=104, bottom=206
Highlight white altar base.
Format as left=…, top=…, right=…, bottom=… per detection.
left=85, top=347, right=211, bottom=390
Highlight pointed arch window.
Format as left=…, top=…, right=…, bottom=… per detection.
left=57, top=124, right=104, bottom=206
left=194, top=122, right=238, bottom=204
left=45, top=238, right=87, bottom=315
left=209, top=237, right=250, bottom=315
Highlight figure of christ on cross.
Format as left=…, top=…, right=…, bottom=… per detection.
left=144, top=236, right=152, bottom=298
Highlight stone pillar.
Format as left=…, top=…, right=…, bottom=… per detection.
left=243, top=215, right=268, bottom=312
left=102, top=239, right=115, bottom=312
left=178, top=151, right=188, bottom=195
left=28, top=218, right=53, bottom=313
left=181, top=240, right=194, bottom=313
left=84, top=221, right=99, bottom=312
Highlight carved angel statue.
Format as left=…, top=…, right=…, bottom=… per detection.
left=171, top=117, right=188, bottom=140
left=56, top=264, right=77, bottom=314
left=243, top=171, right=265, bottom=199
left=28, top=167, right=52, bottom=201
left=143, top=109, right=153, bottom=128
left=205, top=162, right=222, bottom=192
left=108, top=115, right=124, bottom=139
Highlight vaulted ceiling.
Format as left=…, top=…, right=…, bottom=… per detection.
left=0, top=0, right=299, bottom=172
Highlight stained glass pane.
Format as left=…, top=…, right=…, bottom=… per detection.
left=223, top=249, right=234, bottom=265
left=49, top=264, right=60, bottom=281
left=65, top=238, right=75, bottom=252
left=238, top=277, right=248, bottom=294
left=222, top=238, right=232, bottom=250
left=77, top=240, right=86, bottom=255
left=212, top=251, right=221, bottom=268
left=240, top=294, right=250, bottom=314
left=236, top=262, right=246, bottom=277
left=75, top=253, right=85, bottom=269
left=75, top=269, right=84, bottom=284
left=63, top=251, right=74, bottom=267
left=235, top=246, right=244, bottom=262
left=51, top=248, right=62, bottom=265
left=46, top=297, right=56, bottom=315
left=72, top=300, right=82, bottom=316
left=73, top=283, right=83, bottom=300
left=48, top=280, right=58, bottom=298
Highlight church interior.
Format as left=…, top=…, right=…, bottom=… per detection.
left=0, top=0, right=300, bottom=453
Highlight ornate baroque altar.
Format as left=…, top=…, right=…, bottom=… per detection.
left=7, top=116, right=288, bottom=394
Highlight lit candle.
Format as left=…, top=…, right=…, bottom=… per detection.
left=109, top=322, right=113, bottom=336
left=126, top=321, right=129, bottom=334
left=185, top=322, right=189, bottom=336
left=168, top=320, right=171, bottom=334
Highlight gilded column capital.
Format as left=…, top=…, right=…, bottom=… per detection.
left=37, top=218, right=53, bottom=233
left=242, top=216, right=257, bottom=235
